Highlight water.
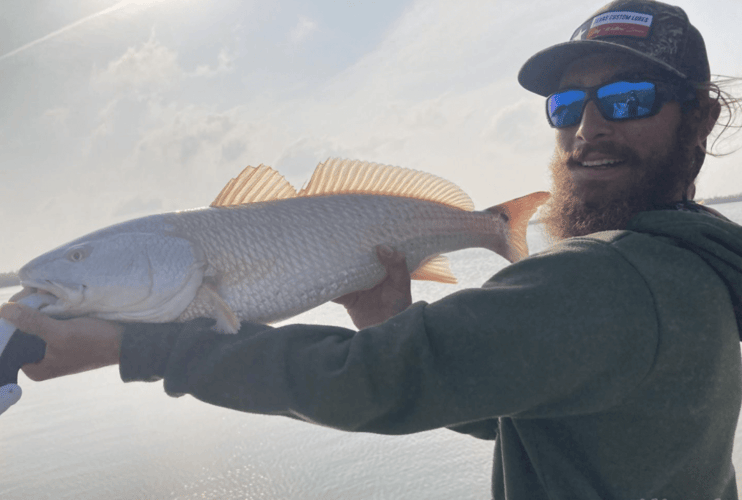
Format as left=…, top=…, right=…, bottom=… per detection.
left=2, top=203, right=742, bottom=499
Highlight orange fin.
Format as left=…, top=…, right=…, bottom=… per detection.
left=298, top=158, right=475, bottom=211
left=410, top=255, right=457, bottom=284
left=486, top=191, right=550, bottom=263
left=202, top=283, right=241, bottom=333
left=211, top=165, right=297, bottom=207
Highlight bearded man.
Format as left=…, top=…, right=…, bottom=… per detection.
left=2, top=0, right=741, bottom=498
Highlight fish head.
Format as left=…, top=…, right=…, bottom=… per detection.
left=18, top=229, right=206, bottom=322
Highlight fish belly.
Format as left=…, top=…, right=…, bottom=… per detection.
left=170, top=194, right=502, bottom=325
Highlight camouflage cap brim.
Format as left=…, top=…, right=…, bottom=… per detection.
left=518, top=39, right=688, bottom=97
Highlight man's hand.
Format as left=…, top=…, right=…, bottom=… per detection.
left=333, top=245, right=412, bottom=329
left=0, top=301, right=123, bottom=381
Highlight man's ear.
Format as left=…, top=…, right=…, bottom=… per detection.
left=687, top=97, right=721, bottom=184
left=698, top=98, right=721, bottom=146
left=686, top=182, right=696, bottom=200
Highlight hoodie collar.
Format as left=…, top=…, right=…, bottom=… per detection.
left=628, top=204, right=742, bottom=341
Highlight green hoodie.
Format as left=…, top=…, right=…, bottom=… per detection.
left=120, top=205, right=742, bottom=499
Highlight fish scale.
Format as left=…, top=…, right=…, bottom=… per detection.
left=15, top=159, right=549, bottom=333
left=171, top=194, right=508, bottom=325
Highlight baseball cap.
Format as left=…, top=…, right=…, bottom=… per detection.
left=518, top=0, right=710, bottom=97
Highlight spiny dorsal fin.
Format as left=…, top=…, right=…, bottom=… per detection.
left=410, top=255, right=457, bottom=284
left=297, top=158, right=475, bottom=211
left=211, top=165, right=298, bottom=207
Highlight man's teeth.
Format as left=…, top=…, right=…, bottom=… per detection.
left=581, top=159, right=622, bottom=167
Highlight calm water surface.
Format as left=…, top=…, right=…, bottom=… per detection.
left=2, top=202, right=742, bottom=499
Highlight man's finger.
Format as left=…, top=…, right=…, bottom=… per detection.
left=332, top=292, right=359, bottom=307
left=376, top=246, right=411, bottom=289
left=333, top=246, right=405, bottom=306
left=376, top=245, right=407, bottom=270
left=0, top=303, right=61, bottom=341
left=8, top=287, right=34, bottom=303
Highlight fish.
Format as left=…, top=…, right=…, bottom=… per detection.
left=16, top=158, right=549, bottom=333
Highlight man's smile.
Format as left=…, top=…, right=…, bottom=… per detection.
left=569, top=162, right=631, bottom=181
left=566, top=152, right=630, bottom=181
left=579, top=158, right=624, bottom=167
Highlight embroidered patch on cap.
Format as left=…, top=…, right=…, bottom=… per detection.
left=586, top=11, right=653, bottom=39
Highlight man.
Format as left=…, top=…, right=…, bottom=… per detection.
left=2, top=0, right=740, bottom=498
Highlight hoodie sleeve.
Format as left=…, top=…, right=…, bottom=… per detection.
left=119, top=237, right=659, bottom=434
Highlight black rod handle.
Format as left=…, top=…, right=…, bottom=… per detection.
left=0, top=330, right=46, bottom=386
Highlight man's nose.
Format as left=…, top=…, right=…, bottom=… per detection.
left=575, top=100, right=613, bottom=144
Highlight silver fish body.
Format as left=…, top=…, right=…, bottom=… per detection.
left=17, top=160, right=549, bottom=332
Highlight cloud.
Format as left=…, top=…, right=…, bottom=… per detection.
left=289, top=16, right=318, bottom=46
left=321, top=0, right=548, bottom=102
left=134, top=106, right=239, bottom=163
left=252, top=2, right=559, bottom=205
left=89, top=98, right=119, bottom=141
left=92, top=30, right=182, bottom=97
left=272, top=135, right=357, bottom=180
left=221, top=137, right=247, bottom=163
left=112, top=195, right=163, bottom=218
left=40, top=106, right=70, bottom=135
left=192, top=48, right=236, bottom=78
left=123, top=105, right=266, bottom=208
left=482, top=98, right=551, bottom=147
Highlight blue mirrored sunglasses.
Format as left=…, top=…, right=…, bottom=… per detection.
left=546, top=79, right=696, bottom=129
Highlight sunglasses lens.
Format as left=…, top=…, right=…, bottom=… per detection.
left=547, top=90, right=586, bottom=128
left=596, top=81, right=656, bottom=120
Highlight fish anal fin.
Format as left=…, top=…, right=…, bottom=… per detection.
left=298, top=158, right=475, bottom=211
left=486, top=191, right=550, bottom=263
left=410, top=255, right=457, bottom=284
left=211, top=165, right=298, bottom=207
left=202, top=283, right=241, bottom=334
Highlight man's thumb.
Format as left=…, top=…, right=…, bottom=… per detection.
left=0, top=303, right=56, bottom=339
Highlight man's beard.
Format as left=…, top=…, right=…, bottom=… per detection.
left=541, top=121, right=698, bottom=241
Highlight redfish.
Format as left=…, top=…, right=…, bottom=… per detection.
left=17, top=158, right=548, bottom=333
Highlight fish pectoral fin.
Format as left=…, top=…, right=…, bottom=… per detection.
left=410, top=255, right=457, bottom=284
left=202, top=284, right=241, bottom=334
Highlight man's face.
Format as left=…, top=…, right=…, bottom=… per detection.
left=541, top=53, right=697, bottom=240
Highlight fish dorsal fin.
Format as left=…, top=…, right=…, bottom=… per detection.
left=211, top=165, right=298, bottom=207
left=297, top=158, right=475, bottom=211
left=410, top=255, right=457, bottom=284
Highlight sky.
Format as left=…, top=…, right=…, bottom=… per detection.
left=1, top=0, right=741, bottom=271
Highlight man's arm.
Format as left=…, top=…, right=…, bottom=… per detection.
left=0, top=245, right=410, bottom=382
left=117, top=239, right=658, bottom=434
left=0, top=302, right=123, bottom=381
left=1, top=239, right=659, bottom=436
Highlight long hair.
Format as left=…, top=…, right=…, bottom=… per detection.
left=699, top=76, right=742, bottom=157
left=679, top=76, right=741, bottom=189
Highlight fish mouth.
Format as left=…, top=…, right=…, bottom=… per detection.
left=17, top=279, right=86, bottom=315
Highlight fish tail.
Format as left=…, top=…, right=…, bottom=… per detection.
left=484, top=191, right=550, bottom=263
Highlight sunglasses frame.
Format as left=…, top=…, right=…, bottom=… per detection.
left=545, top=76, right=697, bottom=129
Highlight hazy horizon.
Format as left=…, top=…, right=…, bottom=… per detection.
left=1, top=0, right=740, bottom=271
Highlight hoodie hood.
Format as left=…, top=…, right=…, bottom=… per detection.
left=628, top=201, right=742, bottom=341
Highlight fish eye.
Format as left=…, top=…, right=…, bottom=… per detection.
left=67, top=248, right=87, bottom=262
